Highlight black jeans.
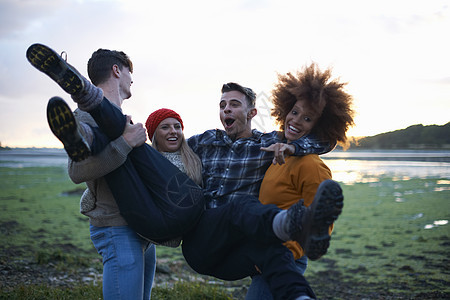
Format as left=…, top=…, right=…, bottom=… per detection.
left=87, top=98, right=316, bottom=299
left=87, top=98, right=205, bottom=241
left=182, top=196, right=316, bottom=299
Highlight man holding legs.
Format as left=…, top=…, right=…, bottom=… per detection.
left=28, top=45, right=157, bottom=299
left=27, top=43, right=343, bottom=299
left=184, top=82, right=335, bottom=298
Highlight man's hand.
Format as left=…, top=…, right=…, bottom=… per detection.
left=261, top=143, right=295, bottom=165
left=123, top=115, right=147, bottom=147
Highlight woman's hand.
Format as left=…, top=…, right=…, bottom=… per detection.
left=260, top=143, right=295, bottom=165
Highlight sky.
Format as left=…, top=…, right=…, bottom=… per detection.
left=0, top=0, right=449, bottom=148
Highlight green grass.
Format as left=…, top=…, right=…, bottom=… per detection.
left=308, top=177, right=450, bottom=298
left=0, top=166, right=93, bottom=255
left=152, top=282, right=233, bottom=299
left=0, top=165, right=236, bottom=299
left=0, top=282, right=233, bottom=300
left=0, top=284, right=102, bottom=300
left=0, top=165, right=449, bottom=299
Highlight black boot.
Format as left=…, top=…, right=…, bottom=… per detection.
left=287, top=179, right=344, bottom=260
left=47, top=96, right=91, bottom=162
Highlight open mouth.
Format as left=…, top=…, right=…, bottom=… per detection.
left=225, top=117, right=235, bottom=127
left=167, top=137, right=178, bottom=141
left=288, top=125, right=299, bottom=133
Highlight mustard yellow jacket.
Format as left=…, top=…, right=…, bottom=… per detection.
left=259, top=154, right=332, bottom=259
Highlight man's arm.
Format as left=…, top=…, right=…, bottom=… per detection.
left=68, top=115, right=146, bottom=184
left=69, top=136, right=131, bottom=184
left=289, top=134, right=334, bottom=156
left=187, top=130, right=212, bottom=156
left=187, top=134, right=200, bottom=153
left=261, top=133, right=334, bottom=165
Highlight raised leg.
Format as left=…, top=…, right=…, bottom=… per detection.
left=287, top=179, right=344, bottom=260
left=105, top=144, right=205, bottom=241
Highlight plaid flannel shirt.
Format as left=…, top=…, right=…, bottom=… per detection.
left=188, top=129, right=332, bottom=209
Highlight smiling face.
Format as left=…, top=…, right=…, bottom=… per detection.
left=284, top=99, right=322, bottom=142
left=219, top=90, right=256, bottom=141
left=153, top=117, right=183, bottom=152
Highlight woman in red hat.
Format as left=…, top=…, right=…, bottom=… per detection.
left=142, top=108, right=203, bottom=248
left=145, top=108, right=202, bottom=186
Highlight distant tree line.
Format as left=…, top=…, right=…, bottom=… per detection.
left=344, top=122, right=450, bottom=150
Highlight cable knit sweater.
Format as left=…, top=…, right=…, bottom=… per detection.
left=76, top=136, right=185, bottom=247
left=69, top=107, right=133, bottom=227
left=160, top=151, right=185, bottom=173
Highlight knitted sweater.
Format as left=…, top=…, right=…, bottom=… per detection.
left=259, top=154, right=332, bottom=259
left=76, top=143, right=185, bottom=247
left=69, top=108, right=133, bottom=227
left=160, top=151, right=185, bottom=173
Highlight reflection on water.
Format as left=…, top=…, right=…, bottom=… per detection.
left=323, top=158, right=450, bottom=184
left=424, top=220, right=449, bottom=229
left=322, top=150, right=450, bottom=185
left=322, top=150, right=450, bottom=162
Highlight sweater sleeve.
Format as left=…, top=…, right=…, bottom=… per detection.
left=68, top=110, right=133, bottom=184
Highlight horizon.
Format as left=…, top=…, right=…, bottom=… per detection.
left=1, top=0, right=449, bottom=148
left=1, top=121, right=448, bottom=149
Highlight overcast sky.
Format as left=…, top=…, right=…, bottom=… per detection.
left=1, top=0, right=449, bottom=148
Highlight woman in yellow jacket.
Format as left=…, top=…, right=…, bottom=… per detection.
left=246, top=63, right=355, bottom=299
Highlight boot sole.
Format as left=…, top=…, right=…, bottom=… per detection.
left=304, top=180, right=344, bottom=260
left=47, top=97, right=90, bottom=162
left=26, top=43, right=84, bottom=95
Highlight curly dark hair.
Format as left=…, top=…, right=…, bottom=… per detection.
left=271, top=63, right=355, bottom=145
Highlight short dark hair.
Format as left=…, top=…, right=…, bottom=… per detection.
left=221, top=82, right=256, bottom=108
left=87, top=49, right=133, bottom=86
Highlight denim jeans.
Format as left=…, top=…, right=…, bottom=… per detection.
left=90, top=225, right=156, bottom=299
left=182, top=196, right=316, bottom=299
left=245, top=256, right=308, bottom=300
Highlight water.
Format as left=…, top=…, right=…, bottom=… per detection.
left=322, top=150, right=450, bottom=184
left=1, top=148, right=449, bottom=184
left=0, top=148, right=68, bottom=168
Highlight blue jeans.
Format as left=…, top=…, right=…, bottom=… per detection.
left=246, top=256, right=308, bottom=300
left=90, top=225, right=156, bottom=299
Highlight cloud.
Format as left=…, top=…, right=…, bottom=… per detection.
left=1, top=0, right=450, bottom=147
left=0, top=0, right=128, bottom=98
left=0, top=0, right=66, bottom=39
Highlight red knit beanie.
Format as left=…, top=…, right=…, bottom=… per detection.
left=145, top=108, right=184, bottom=141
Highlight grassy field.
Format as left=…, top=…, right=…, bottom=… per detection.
left=308, top=177, right=450, bottom=298
left=0, top=164, right=449, bottom=299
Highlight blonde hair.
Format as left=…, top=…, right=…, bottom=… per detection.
left=151, top=133, right=203, bottom=186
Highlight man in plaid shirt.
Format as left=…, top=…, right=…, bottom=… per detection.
left=182, top=82, right=335, bottom=299
left=188, top=82, right=331, bottom=209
